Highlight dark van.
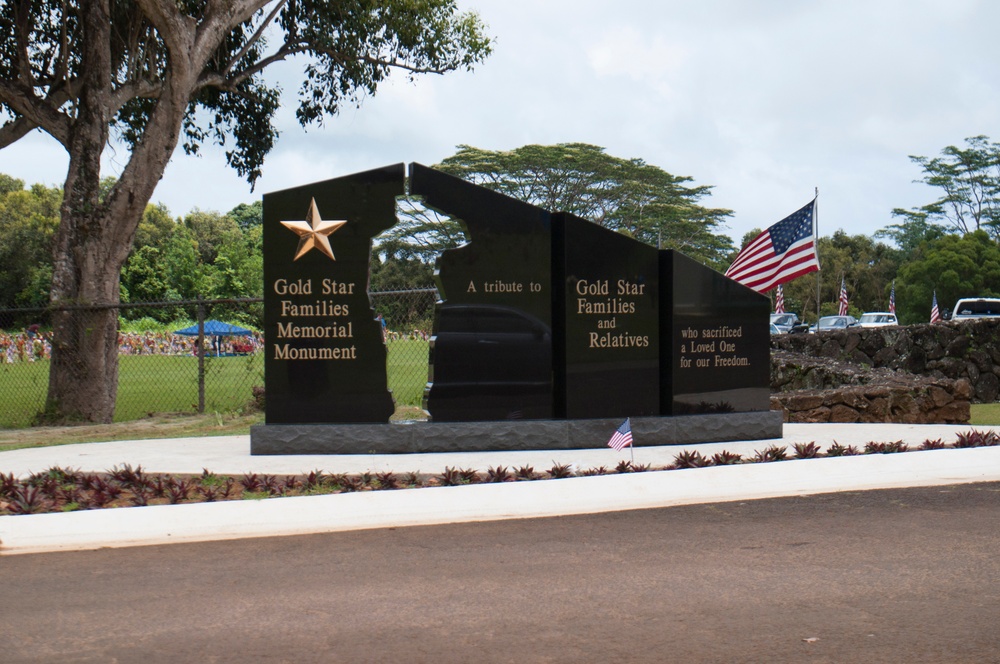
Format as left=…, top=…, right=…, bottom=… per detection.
left=423, top=304, right=553, bottom=421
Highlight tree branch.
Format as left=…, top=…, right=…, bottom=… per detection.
left=0, top=116, right=37, bottom=149
left=221, top=0, right=287, bottom=76
left=0, top=81, right=72, bottom=147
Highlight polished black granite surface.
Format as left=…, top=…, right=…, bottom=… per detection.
left=659, top=250, right=771, bottom=415
left=553, top=213, right=660, bottom=419
left=261, top=164, right=402, bottom=423
left=410, top=164, right=554, bottom=421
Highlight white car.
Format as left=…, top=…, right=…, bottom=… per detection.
left=952, top=298, right=1000, bottom=320
left=858, top=312, right=898, bottom=328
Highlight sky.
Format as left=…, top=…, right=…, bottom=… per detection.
left=4, top=0, right=1000, bottom=247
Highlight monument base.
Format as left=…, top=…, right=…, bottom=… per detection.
left=250, top=411, right=783, bottom=455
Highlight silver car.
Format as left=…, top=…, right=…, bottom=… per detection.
left=810, top=315, right=858, bottom=333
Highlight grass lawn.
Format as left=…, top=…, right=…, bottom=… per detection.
left=0, top=340, right=430, bottom=430
left=386, top=338, right=429, bottom=407
left=970, top=403, right=1000, bottom=426
left=0, top=354, right=264, bottom=429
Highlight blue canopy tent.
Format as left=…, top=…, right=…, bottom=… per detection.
left=174, top=320, right=254, bottom=356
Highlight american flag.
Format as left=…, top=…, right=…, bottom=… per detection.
left=838, top=278, right=849, bottom=316
left=889, top=281, right=896, bottom=315
left=775, top=285, right=785, bottom=314
left=930, top=291, right=941, bottom=323
left=725, top=200, right=820, bottom=293
left=607, top=418, right=633, bottom=451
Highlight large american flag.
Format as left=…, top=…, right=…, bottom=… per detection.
left=775, top=285, right=785, bottom=314
left=607, top=418, right=633, bottom=451
left=889, top=281, right=896, bottom=314
left=838, top=278, right=849, bottom=316
left=930, top=291, right=941, bottom=323
left=725, top=200, right=820, bottom=293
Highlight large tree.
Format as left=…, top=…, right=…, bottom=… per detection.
left=895, top=230, right=1000, bottom=324
left=893, top=135, right=1000, bottom=239
left=0, top=0, right=491, bottom=422
left=433, top=143, right=735, bottom=269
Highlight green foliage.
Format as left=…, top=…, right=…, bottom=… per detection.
left=228, top=201, right=263, bottom=231
left=893, top=135, right=1000, bottom=239
left=895, top=230, right=1000, bottom=323
left=118, top=202, right=264, bottom=323
left=433, top=143, right=735, bottom=269
left=0, top=178, right=61, bottom=308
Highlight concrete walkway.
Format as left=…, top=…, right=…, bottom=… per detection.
left=2, top=423, right=999, bottom=555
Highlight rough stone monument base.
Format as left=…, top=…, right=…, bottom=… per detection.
left=250, top=411, right=783, bottom=455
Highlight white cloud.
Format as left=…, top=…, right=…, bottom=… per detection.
left=4, top=0, right=1000, bottom=246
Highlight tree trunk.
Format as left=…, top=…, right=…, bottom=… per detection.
left=43, top=0, right=119, bottom=423
left=45, top=233, right=123, bottom=423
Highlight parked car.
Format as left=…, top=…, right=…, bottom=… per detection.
left=858, top=312, right=898, bottom=328
left=769, top=313, right=799, bottom=334
left=770, top=322, right=781, bottom=335
left=951, top=298, right=1000, bottom=320
left=809, top=315, right=858, bottom=333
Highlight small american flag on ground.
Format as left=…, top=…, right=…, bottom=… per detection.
left=725, top=199, right=819, bottom=293
left=838, top=278, right=849, bottom=316
left=930, top=291, right=941, bottom=323
left=608, top=418, right=633, bottom=451
left=775, top=285, right=785, bottom=313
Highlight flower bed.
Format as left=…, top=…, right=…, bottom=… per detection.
left=3, top=429, right=997, bottom=516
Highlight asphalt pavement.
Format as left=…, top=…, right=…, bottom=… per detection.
left=2, top=422, right=999, bottom=555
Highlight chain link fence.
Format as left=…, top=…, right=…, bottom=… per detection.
left=0, top=289, right=437, bottom=428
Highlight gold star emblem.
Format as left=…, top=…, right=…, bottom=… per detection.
left=280, top=198, right=347, bottom=261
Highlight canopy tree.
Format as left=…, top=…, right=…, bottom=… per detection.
left=0, top=0, right=491, bottom=422
left=893, top=135, right=1000, bottom=240
left=430, top=143, right=735, bottom=269
left=894, top=230, right=1000, bottom=324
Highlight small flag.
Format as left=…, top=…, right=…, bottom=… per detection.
left=888, top=281, right=896, bottom=315
left=838, top=278, right=849, bottom=316
left=930, top=291, right=941, bottom=323
left=725, top=199, right=820, bottom=293
left=775, top=285, right=785, bottom=314
left=608, top=418, right=633, bottom=451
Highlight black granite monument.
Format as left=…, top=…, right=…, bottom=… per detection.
left=250, top=163, right=781, bottom=453
left=553, top=212, right=660, bottom=419
left=660, top=251, right=771, bottom=415
left=410, top=164, right=554, bottom=421
left=261, top=164, right=402, bottom=424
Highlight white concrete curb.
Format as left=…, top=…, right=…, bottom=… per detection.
left=3, top=446, right=999, bottom=556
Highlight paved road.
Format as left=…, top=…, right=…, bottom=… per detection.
left=3, top=483, right=999, bottom=663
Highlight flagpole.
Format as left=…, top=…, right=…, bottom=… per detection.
left=814, top=187, right=820, bottom=322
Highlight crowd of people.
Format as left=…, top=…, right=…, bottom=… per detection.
left=1, top=321, right=432, bottom=363
left=0, top=331, right=49, bottom=363
left=0, top=329, right=265, bottom=363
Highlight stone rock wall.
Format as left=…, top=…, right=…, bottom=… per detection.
left=769, top=349, right=972, bottom=423
left=771, top=318, right=1000, bottom=403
